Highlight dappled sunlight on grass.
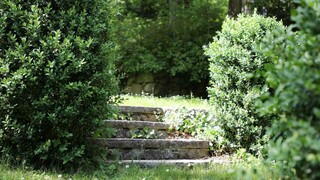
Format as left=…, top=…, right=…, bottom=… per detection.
left=113, top=161, right=281, bottom=180
left=0, top=159, right=281, bottom=179
left=119, top=94, right=210, bottom=109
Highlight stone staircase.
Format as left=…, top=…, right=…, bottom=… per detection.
left=100, top=106, right=224, bottom=166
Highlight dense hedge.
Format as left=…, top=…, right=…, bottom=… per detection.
left=110, top=0, right=228, bottom=84
left=259, top=0, right=320, bottom=178
left=204, top=13, right=285, bottom=154
left=0, top=0, right=118, bottom=169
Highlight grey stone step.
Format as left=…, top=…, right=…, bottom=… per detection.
left=106, top=156, right=230, bottom=167
left=119, top=106, right=164, bottom=114
left=96, top=138, right=210, bottom=160
left=118, top=106, right=164, bottom=121
left=107, top=148, right=209, bottom=160
left=105, top=120, right=170, bottom=130
left=97, top=138, right=209, bottom=149
left=105, top=120, right=170, bottom=138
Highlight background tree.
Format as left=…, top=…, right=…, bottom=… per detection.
left=110, top=0, right=228, bottom=97
left=249, top=0, right=297, bottom=26
left=228, top=0, right=249, bottom=17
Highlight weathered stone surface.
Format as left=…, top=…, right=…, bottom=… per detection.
left=136, top=73, right=154, bottom=84
left=113, top=128, right=168, bottom=139
left=127, top=77, right=136, bottom=86
left=107, top=148, right=209, bottom=160
left=144, top=83, right=155, bottom=93
left=130, top=84, right=143, bottom=94
left=97, top=138, right=209, bottom=149
left=119, top=106, right=164, bottom=114
left=118, top=106, right=163, bottom=121
left=105, top=120, right=170, bottom=130
left=106, top=157, right=230, bottom=167
left=105, top=120, right=170, bottom=138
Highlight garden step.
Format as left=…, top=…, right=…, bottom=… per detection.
left=107, top=157, right=230, bottom=167
left=118, top=106, right=164, bottom=121
left=105, top=120, right=170, bottom=129
left=107, top=148, right=209, bottom=160
left=98, top=138, right=209, bottom=149
left=95, top=138, right=210, bottom=160
left=105, top=120, right=170, bottom=138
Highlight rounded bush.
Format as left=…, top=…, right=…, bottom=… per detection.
left=259, top=0, right=320, bottom=178
left=0, top=0, right=118, bottom=168
left=204, top=13, right=285, bottom=153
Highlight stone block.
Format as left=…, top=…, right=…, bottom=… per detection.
left=136, top=73, right=154, bottom=84
left=144, top=83, right=155, bottom=93
left=130, top=84, right=143, bottom=94
left=127, top=77, right=136, bottom=86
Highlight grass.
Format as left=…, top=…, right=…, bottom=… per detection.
left=0, top=162, right=96, bottom=180
left=119, top=94, right=210, bottom=109
left=0, top=160, right=281, bottom=180
left=113, top=161, right=281, bottom=180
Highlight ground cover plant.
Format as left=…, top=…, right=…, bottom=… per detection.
left=0, top=0, right=118, bottom=169
left=204, top=13, right=286, bottom=154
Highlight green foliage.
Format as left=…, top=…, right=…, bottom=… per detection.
left=258, top=0, right=320, bottom=178
left=163, top=107, right=228, bottom=155
left=110, top=0, right=228, bottom=82
left=131, top=128, right=156, bottom=139
left=164, top=108, right=213, bottom=137
left=0, top=0, right=118, bottom=169
left=249, top=0, right=297, bottom=26
left=204, top=13, right=285, bottom=154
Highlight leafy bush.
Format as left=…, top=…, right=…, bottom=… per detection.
left=204, top=13, right=285, bottom=154
left=258, top=0, right=320, bottom=178
left=0, top=0, right=118, bottom=169
left=110, top=0, right=228, bottom=83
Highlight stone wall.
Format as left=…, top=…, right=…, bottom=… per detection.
left=122, top=73, right=207, bottom=97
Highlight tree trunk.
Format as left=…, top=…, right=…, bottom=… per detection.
left=228, top=0, right=249, bottom=17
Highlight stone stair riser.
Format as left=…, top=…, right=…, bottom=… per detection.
left=105, top=120, right=170, bottom=139
left=118, top=106, right=164, bottom=122
left=107, top=148, right=209, bottom=160
left=98, top=138, right=209, bottom=149
left=112, top=129, right=168, bottom=139
left=105, top=120, right=170, bottom=129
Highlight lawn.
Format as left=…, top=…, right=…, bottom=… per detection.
left=119, top=94, right=210, bottom=109
left=0, top=160, right=281, bottom=180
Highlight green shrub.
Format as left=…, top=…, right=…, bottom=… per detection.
left=204, top=13, right=285, bottom=154
left=258, top=0, right=320, bottom=178
left=110, top=0, right=228, bottom=83
left=0, top=0, right=118, bottom=169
